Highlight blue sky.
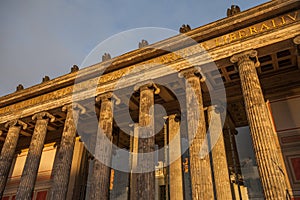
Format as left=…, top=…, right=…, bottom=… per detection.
left=0, top=0, right=268, bottom=96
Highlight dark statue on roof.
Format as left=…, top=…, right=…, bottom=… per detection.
left=42, top=76, right=50, bottom=83
left=138, top=39, right=149, bottom=48
left=71, top=65, right=79, bottom=73
left=179, top=24, right=191, bottom=33
left=227, top=5, right=241, bottom=17
left=16, top=84, right=24, bottom=91
left=102, top=53, right=111, bottom=62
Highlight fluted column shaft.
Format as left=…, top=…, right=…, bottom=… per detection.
left=89, top=93, right=114, bottom=200
left=135, top=83, right=156, bottom=199
left=0, top=120, right=27, bottom=198
left=208, top=106, right=232, bottom=200
left=16, top=112, right=55, bottom=200
left=182, top=68, right=214, bottom=199
left=231, top=50, right=287, bottom=200
left=168, top=114, right=184, bottom=200
left=48, top=103, right=85, bottom=200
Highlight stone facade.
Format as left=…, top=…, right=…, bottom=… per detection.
left=0, top=0, right=300, bottom=199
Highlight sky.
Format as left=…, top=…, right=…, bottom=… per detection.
left=0, top=0, right=268, bottom=96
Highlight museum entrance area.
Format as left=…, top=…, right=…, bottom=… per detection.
left=0, top=1, right=299, bottom=199
left=1, top=37, right=300, bottom=200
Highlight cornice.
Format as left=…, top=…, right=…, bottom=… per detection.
left=0, top=0, right=298, bottom=108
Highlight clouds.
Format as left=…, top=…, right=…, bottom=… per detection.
left=0, top=0, right=267, bottom=96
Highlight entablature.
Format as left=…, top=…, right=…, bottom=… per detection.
left=0, top=1, right=299, bottom=128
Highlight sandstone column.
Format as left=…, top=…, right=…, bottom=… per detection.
left=16, top=112, right=55, bottom=200
left=133, top=81, right=159, bottom=200
left=231, top=50, right=287, bottom=199
left=181, top=68, right=214, bottom=199
left=129, top=123, right=139, bottom=200
left=168, top=114, right=184, bottom=200
left=207, top=106, right=232, bottom=200
left=164, top=121, right=169, bottom=200
left=89, top=92, right=116, bottom=200
left=266, top=100, right=292, bottom=197
left=0, top=120, right=27, bottom=198
left=48, top=103, right=86, bottom=200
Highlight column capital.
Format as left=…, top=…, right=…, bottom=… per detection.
left=95, top=92, right=121, bottom=105
left=208, top=104, right=225, bottom=114
left=5, top=119, right=27, bottom=130
left=178, top=67, right=205, bottom=82
left=129, top=122, right=138, bottom=128
left=32, top=112, right=55, bottom=122
left=62, top=103, right=86, bottom=114
left=78, top=136, right=83, bottom=143
left=167, top=113, right=181, bottom=122
left=134, top=80, right=160, bottom=94
left=53, top=141, right=60, bottom=148
left=230, top=50, right=260, bottom=67
left=293, top=35, right=300, bottom=45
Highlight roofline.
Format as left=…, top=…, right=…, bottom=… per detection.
left=0, top=0, right=299, bottom=108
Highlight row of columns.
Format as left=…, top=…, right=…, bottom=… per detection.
left=160, top=49, right=289, bottom=200
left=0, top=48, right=290, bottom=200
left=133, top=49, right=288, bottom=200
left=180, top=68, right=233, bottom=200
left=126, top=73, right=232, bottom=199
left=0, top=105, right=86, bottom=200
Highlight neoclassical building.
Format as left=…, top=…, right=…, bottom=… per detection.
left=0, top=0, right=300, bottom=199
